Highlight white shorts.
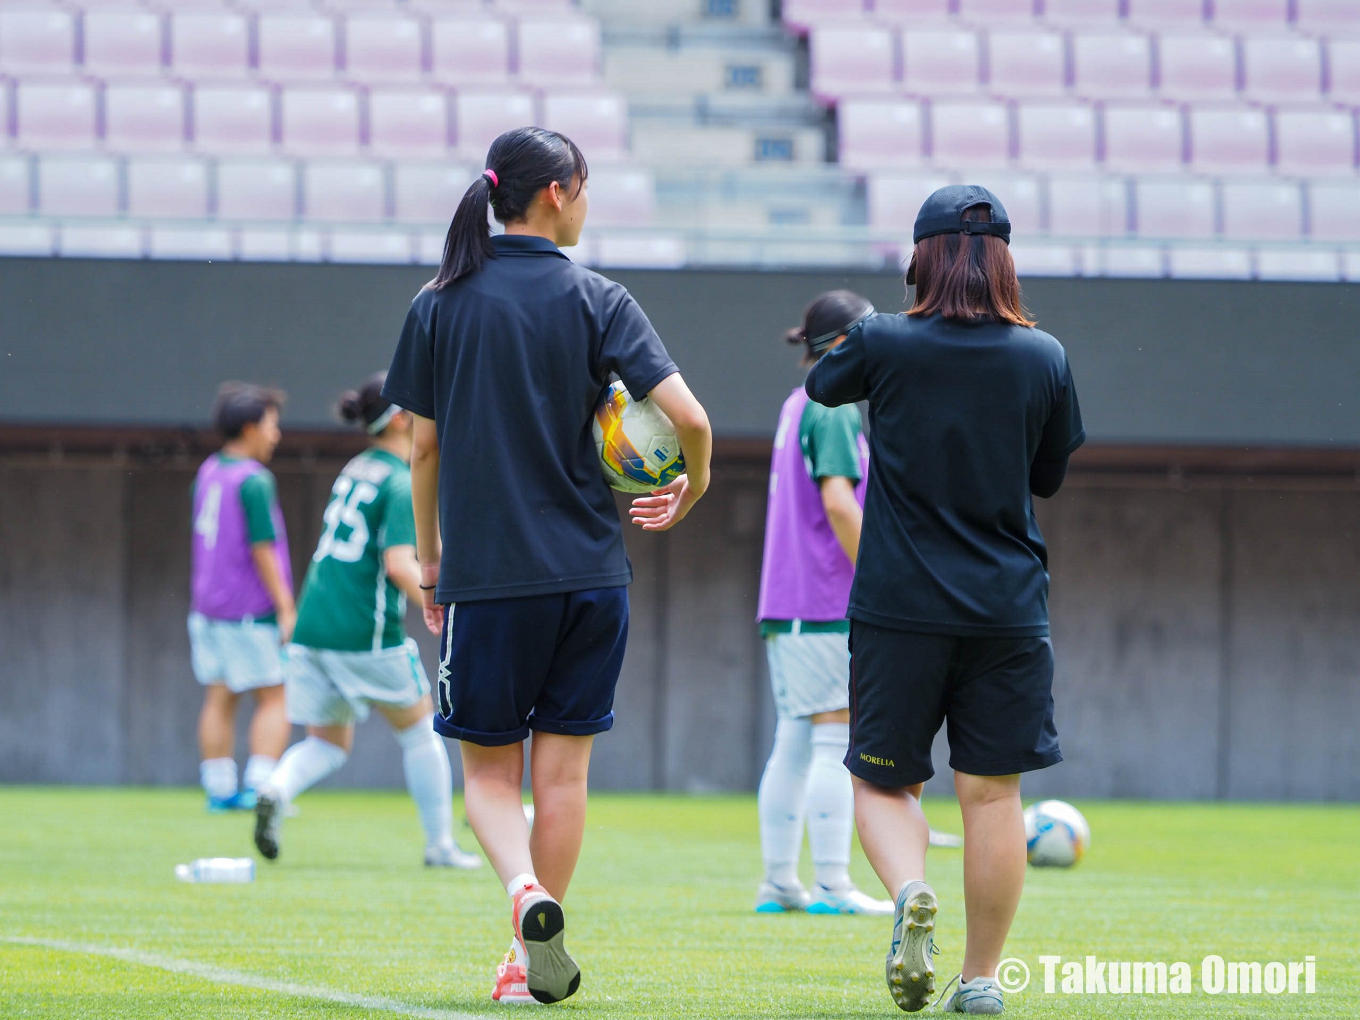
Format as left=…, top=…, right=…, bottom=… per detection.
left=765, top=630, right=851, bottom=720
left=188, top=612, right=285, bottom=693
left=285, top=639, right=430, bottom=727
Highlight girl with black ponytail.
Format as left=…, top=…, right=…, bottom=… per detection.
left=383, top=127, right=713, bottom=1005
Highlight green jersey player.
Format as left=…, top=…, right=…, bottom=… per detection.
left=253, top=372, right=479, bottom=870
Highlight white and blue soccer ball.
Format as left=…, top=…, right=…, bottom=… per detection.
left=1023, top=800, right=1090, bottom=868
left=592, top=381, right=686, bottom=494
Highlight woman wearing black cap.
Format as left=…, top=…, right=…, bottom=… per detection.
left=806, top=185, right=1085, bottom=1015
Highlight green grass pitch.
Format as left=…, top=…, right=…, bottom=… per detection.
left=1, top=788, right=1356, bottom=1018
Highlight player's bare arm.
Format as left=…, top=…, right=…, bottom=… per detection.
left=409, top=413, right=443, bottom=634
left=630, top=373, right=713, bottom=533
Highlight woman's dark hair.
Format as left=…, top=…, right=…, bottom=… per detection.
left=430, top=127, right=588, bottom=290
left=785, top=289, right=874, bottom=363
left=337, top=371, right=395, bottom=433
left=906, top=205, right=1036, bottom=327
left=213, top=382, right=284, bottom=440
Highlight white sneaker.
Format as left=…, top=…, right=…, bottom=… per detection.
left=424, top=842, right=482, bottom=869
left=754, top=879, right=813, bottom=913
left=946, top=975, right=1004, bottom=1014
left=807, top=884, right=894, bottom=916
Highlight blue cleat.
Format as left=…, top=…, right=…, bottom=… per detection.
left=754, top=880, right=812, bottom=913
left=206, top=790, right=256, bottom=813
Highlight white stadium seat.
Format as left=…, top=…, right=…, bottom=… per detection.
left=217, top=159, right=299, bottom=220
left=126, top=156, right=209, bottom=219
left=369, top=89, right=451, bottom=156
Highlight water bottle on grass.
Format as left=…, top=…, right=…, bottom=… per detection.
left=175, top=857, right=255, bottom=883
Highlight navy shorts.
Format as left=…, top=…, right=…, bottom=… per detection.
left=846, top=621, right=1062, bottom=787
left=434, top=587, right=629, bottom=746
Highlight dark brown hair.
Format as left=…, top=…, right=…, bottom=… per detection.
left=213, top=382, right=284, bottom=440
left=785, top=289, right=873, bottom=364
left=906, top=206, right=1035, bottom=327
left=336, top=371, right=392, bottom=431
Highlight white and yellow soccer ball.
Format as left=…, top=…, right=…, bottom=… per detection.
left=1024, top=800, right=1090, bottom=867
left=592, top=380, right=686, bottom=494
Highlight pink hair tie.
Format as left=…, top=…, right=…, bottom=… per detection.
left=483, top=169, right=499, bottom=188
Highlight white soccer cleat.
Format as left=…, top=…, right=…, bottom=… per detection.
left=424, top=842, right=482, bottom=870
left=945, top=975, right=1005, bottom=1014
left=885, top=880, right=938, bottom=1012
left=807, top=884, right=895, bottom=916
left=754, top=879, right=813, bottom=913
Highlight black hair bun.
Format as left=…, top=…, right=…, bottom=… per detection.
left=785, top=326, right=807, bottom=347
left=337, top=391, right=363, bottom=422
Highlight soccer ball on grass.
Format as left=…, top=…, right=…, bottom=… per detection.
left=1023, top=800, right=1090, bottom=867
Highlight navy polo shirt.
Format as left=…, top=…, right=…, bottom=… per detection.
left=383, top=234, right=678, bottom=604
left=806, top=311, right=1085, bottom=637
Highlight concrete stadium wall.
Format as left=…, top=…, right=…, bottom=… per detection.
left=1, top=454, right=1356, bottom=800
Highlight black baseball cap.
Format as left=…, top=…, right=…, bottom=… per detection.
left=907, top=184, right=1012, bottom=285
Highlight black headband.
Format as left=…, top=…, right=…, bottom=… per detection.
left=807, top=306, right=875, bottom=353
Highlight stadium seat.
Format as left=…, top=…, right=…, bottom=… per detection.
left=1125, top=0, right=1206, bottom=24
left=541, top=93, right=629, bottom=161
left=1254, top=248, right=1341, bottom=282
left=83, top=12, right=163, bottom=76
left=455, top=90, right=537, bottom=157
left=171, top=13, right=250, bottom=79
left=344, top=14, right=423, bottom=82
left=303, top=160, right=386, bottom=221
left=1241, top=38, right=1322, bottom=100
left=216, top=159, right=299, bottom=220
left=1220, top=180, right=1302, bottom=239
left=518, top=18, right=602, bottom=86
left=591, top=234, right=687, bottom=270
left=259, top=14, right=339, bottom=80
left=1297, top=0, right=1360, bottom=29
left=987, top=30, right=1066, bottom=97
left=1045, top=175, right=1129, bottom=236
left=1211, top=0, right=1289, bottom=26
left=192, top=86, right=275, bottom=153
left=238, top=227, right=293, bottom=261
left=782, top=0, right=868, bottom=32
left=394, top=162, right=474, bottom=223
left=930, top=100, right=1012, bottom=166
left=0, top=156, right=30, bottom=216
left=1073, top=33, right=1153, bottom=99
left=1166, top=245, right=1252, bottom=279
left=1008, top=243, right=1080, bottom=276
left=1157, top=33, right=1238, bottom=99
left=1274, top=109, right=1356, bottom=176
left=1305, top=181, right=1360, bottom=241
left=58, top=224, right=144, bottom=259
left=1187, top=106, right=1269, bottom=173
left=280, top=87, right=361, bottom=154
left=968, top=173, right=1042, bottom=233
left=872, top=0, right=952, bottom=23
left=809, top=26, right=896, bottom=101
left=838, top=99, right=925, bottom=170
left=1326, top=40, right=1360, bottom=105
left=0, top=10, right=74, bottom=74
left=867, top=171, right=952, bottom=233
left=958, top=0, right=1036, bottom=18
left=1133, top=177, right=1215, bottom=237
left=38, top=156, right=120, bottom=217
left=105, top=84, right=187, bottom=152
left=585, top=167, right=656, bottom=227
left=148, top=225, right=234, bottom=262
left=902, top=29, right=981, bottom=97
left=431, top=17, right=512, bottom=83
left=1103, top=103, right=1185, bottom=171
left=369, top=89, right=450, bottom=156
left=1043, top=0, right=1122, bottom=22
left=1015, top=101, right=1098, bottom=168
left=1092, top=244, right=1164, bottom=277
left=496, top=0, right=589, bottom=13
left=330, top=230, right=414, bottom=264
left=16, top=83, right=97, bottom=150
left=126, top=157, right=209, bottom=219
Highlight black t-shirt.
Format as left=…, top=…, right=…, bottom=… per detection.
left=806, top=311, right=1085, bottom=637
left=383, top=234, right=678, bottom=603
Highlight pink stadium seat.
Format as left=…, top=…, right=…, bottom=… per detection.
left=1015, top=101, right=1097, bottom=168
left=930, top=100, right=1012, bottom=166
left=369, top=89, right=450, bottom=156
left=496, top=0, right=585, bottom=13
left=1274, top=109, right=1356, bottom=175
left=969, top=173, right=1042, bottom=233
left=838, top=98, right=925, bottom=170
left=868, top=171, right=951, bottom=233
left=987, top=31, right=1066, bottom=97
left=518, top=18, right=601, bottom=86
left=83, top=12, right=163, bottom=76
left=1045, top=175, right=1129, bottom=236
left=1220, top=181, right=1301, bottom=240
left=1133, top=177, right=1215, bottom=237
left=1126, top=0, right=1206, bottom=23
left=1073, top=33, right=1153, bottom=98
left=126, top=157, right=208, bottom=219
left=1241, top=38, right=1322, bottom=100
left=541, top=93, right=628, bottom=161
left=585, top=167, right=656, bottom=227
left=216, top=159, right=299, bottom=220
left=0, top=156, right=30, bottom=216
left=16, top=83, right=96, bottom=150
left=38, top=156, right=120, bottom=216
left=303, top=160, right=386, bottom=221
left=902, top=29, right=981, bottom=96
left=1188, top=106, right=1269, bottom=173
left=810, top=26, right=896, bottom=101
left=192, top=85, right=274, bottom=153
left=280, top=87, right=361, bottom=154
left=0, top=10, right=74, bottom=74
left=873, top=0, right=952, bottom=23
left=1211, top=0, right=1288, bottom=26
left=454, top=90, right=536, bottom=157
left=258, top=14, right=338, bottom=80
left=1103, top=103, right=1185, bottom=171
left=1157, top=33, right=1238, bottom=99
left=1166, top=246, right=1251, bottom=279
left=783, top=0, right=868, bottom=31
left=1306, top=182, right=1360, bottom=241
left=1297, top=0, right=1360, bottom=29
left=958, top=0, right=1036, bottom=18
left=1326, top=40, right=1360, bottom=105
left=431, top=17, right=512, bottom=83
left=344, top=14, right=423, bottom=82
left=394, top=162, right=474, bottom=223
left=171, top=13, right=250, bottom=78
left=105, top=84, right=186, bottom=152
left=1043, top=0, right=1122, bottom=22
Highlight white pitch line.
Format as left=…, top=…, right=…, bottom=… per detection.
left=4, top=936, right=494, bottom=1020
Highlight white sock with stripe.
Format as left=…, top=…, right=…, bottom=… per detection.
left=243, top=754, right=276, bottom=793
left=808, top=722, right=854, bottom=891
left=200, top=758, right=237, bottom=801
left=757, top=717, right=813, bottom=887
left=395, top=717, right=453, bottom=849
left=267, top=736, right=347, bottom=803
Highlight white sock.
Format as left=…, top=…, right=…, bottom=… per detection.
left=267, top=736, right=347, bottom=803
left=808, top=722, right=854, bottom=891
left=395, top=716, right=454, bottom=849
left=243, top=754, right=277, bottom=793
left=200, top=757, right=238, bottom=800
left=757, top=717, right=812, bottom=887
left=507, top=873, right=538, bottom=896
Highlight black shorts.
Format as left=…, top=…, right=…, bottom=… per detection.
left=846, top=620, right=1062, bottom=787
left=434, top=586, right=629, bottom=747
